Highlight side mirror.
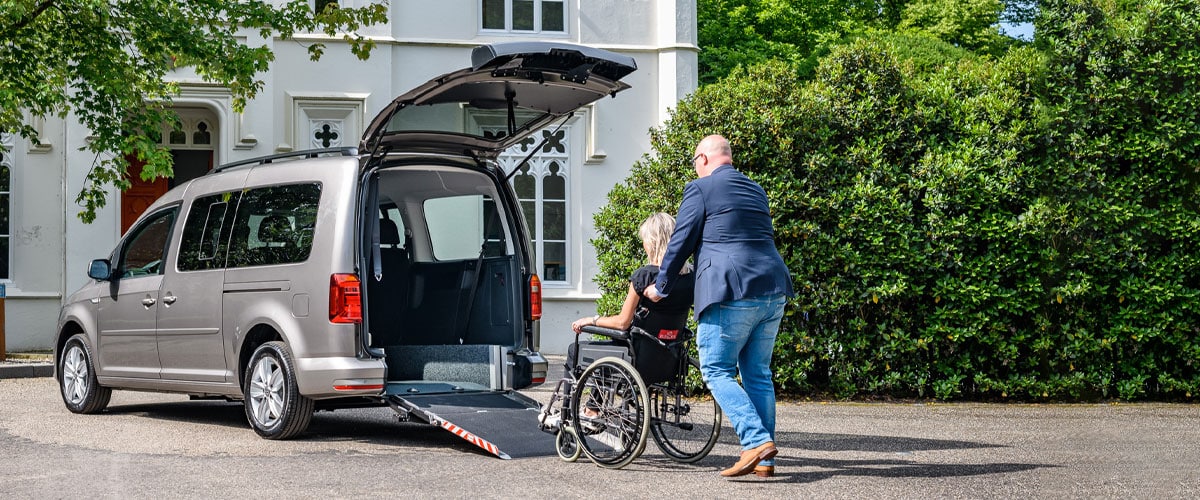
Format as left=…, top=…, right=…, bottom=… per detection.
left=88, top=259, right=112, bottom=281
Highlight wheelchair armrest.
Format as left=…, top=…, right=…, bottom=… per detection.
left=579, top=325, right=630, bottom=341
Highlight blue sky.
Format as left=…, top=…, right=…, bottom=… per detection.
left=1001, top=22, right=1035, bottom=41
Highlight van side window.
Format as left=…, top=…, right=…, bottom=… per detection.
left=178, top=191, right=242, bottom=272
left=227, top=183, right=321, bottom=268
left=424, top=194, right=508, bottom=261
left=119, top=208, right=177, bottom=278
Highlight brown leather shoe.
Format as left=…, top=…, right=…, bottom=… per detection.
left=753, top=465, right=775, bottom=478
left=719, top=442, right=778, bottom=477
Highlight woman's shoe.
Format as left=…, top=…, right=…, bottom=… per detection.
left=753, top=465, right=775, bottom=478
left=719, top=441, right=778, bottom=477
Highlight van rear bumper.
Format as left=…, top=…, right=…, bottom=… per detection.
left=295, top=356, right=387, bottom=399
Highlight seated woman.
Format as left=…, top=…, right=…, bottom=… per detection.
left=567, top=212, right=695, bottom=370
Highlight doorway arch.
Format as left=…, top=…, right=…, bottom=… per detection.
left=120, top=107, right=218, bottom=233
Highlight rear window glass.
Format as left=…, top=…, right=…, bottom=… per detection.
left=384, top=106, right=546, bottom=141
left=227, top=183, right=321, bottom=268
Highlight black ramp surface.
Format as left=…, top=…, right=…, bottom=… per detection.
left=400, top=392, right=556, bottom=459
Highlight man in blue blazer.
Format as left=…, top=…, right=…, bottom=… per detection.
left=646, top=134, right=794, bottom=478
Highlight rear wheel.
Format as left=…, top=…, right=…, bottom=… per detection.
left=244, top=341, right=313, bottom=439
left=571, top=357, right=650, bottom=469
left=650, top=357, right=722, bottom=463
left=59, top=334, right=111, bottom=414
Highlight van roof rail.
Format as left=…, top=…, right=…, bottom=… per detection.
left=210, top=147, right=359, bottom=174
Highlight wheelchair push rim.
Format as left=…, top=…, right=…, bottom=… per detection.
left=570, top=356, right=651, bottom=469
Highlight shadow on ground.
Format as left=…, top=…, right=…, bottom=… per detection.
left=101, top=400, right=489, bottom=454
left=621, top=427, right=1051, bottom=483
left=100, top=399, right=1054, bottom=478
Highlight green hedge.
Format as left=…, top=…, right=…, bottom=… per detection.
left=593, top=0, right=1200, bottom=401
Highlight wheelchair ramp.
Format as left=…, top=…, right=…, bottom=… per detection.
left=387, top=391, right=554, bottom=459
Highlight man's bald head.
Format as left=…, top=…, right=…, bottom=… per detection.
left=692, top=134, right=734, bottom=177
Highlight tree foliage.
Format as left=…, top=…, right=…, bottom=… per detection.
left=697, top=0, right=1020, bottom=83
left=597, top=0, right=1200, bottom=401
left=0, top=0, right=387, bottom=222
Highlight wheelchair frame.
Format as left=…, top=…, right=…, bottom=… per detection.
left=538, top=325, right=722, bottom=468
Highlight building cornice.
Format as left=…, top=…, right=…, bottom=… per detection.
left=282, top=34, right=700, bottom=53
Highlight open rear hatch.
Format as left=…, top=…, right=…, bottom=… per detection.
left=359, top=41, right=636, bottom=458
left=360, top=41, right=637, bottom=158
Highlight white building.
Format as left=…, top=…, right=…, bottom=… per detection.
left=1, top=0, right=697, bottom=355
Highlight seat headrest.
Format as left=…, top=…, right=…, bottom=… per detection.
left=257, top=215, right=293, bottom=245
left=379, top=218, right=400, bottom=246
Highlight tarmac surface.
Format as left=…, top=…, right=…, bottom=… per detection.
left=1, top=356, right=1198, bottom=498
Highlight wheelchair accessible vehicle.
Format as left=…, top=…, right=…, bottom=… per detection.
left=538, top=323, right=722, bottom=469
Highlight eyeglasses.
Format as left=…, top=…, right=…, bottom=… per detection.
left=691, top=153, right=705, bottom=166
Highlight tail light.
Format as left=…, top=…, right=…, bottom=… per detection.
left=529, top=274, right=542, bottom=321
left=329, top=274, right=362, bottom=323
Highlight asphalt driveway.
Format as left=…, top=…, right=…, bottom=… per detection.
left=1, top=372, right=1197, bottom=498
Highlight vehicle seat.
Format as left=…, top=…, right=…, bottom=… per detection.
left=255, top=214, right=295, bottom=262
left=369, top=218, right=410, bottom=346
left=629, top=324, right=692, bottom=386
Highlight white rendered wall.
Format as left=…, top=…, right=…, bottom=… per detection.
left=8, top=0, right=695, bottom=354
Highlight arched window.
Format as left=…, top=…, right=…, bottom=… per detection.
left=315, top=0, right=339, bottom=13
left=192, top=121, right=211, bottom=145
left=492, top=127, right=571, bottom=284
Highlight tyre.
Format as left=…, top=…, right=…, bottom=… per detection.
left=650, top=357, right=721, bottom=463
left=556, top=428, right=582, bottom=462
left=571, top=357, right=650, bottom=469
left=243, top=341, right=314, bottom=439
left=59, top=334, right=112, bottom=414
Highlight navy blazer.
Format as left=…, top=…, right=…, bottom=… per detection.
left=656, top=165, right=794, bottom=319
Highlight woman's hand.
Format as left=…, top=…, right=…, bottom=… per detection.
left=571, top=316, right=596, bottom=333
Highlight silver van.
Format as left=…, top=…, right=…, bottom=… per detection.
left=54, top=42, right=636, bottom=456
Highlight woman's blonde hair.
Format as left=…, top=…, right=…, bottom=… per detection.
left=639, top=212, right=692, bottom=273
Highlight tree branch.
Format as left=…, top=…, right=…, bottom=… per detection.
left=5, top=0, right=58, bottom=35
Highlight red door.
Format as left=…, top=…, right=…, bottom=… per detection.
left=121, top=155, right=169, bottom=234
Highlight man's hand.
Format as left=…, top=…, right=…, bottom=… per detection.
left=643, top=284, right=664, bottom=302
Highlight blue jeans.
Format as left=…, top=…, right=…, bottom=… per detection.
left=697, top=294, right=786, bottom=466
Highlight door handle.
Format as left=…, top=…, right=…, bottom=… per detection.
left=162, top=294, right=178, bottom=305
left=142, top=297, right=157, bottom=307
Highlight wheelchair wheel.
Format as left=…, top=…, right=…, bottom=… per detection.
left=556, top=427, right=582, bottom=462
left=649, top=357, right=722, bottom=463
left=570, top=356, right=650, bottom=469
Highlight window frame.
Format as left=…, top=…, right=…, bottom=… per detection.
left=176, top=191, right=243, bottom=273
left=225, top=183, right=323, bottom=269
left=116, top=206, right=180, bottom=280
left=480, top=0, right=569, bottom=35
left=0, top=133, right=12, bottom=282
left=494, top=125, right=572, bottom=287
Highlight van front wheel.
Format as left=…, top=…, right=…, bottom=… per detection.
left=60, top=334, right=111, bottom=414
left=244, top=341, right=313, bottom=439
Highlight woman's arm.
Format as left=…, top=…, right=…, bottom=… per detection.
left=571, top=283, right=641, bottom=333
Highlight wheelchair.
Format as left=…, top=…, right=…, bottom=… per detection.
left=538, top=322, right=722, bottom=469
